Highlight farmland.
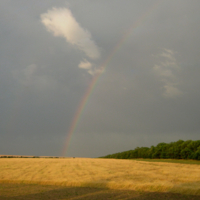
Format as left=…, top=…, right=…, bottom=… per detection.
left=0, top=157, right=200, bottom=198
left=1, top=183, right=200, bottom=200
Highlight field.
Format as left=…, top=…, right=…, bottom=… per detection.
left=0, top=158, right=200, bottom=199
left=1, top=184, right=200, bottom=200
left=132, top=158, right=200, bottom=165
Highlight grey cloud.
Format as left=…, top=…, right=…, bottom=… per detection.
left=0, top=0, right=200, bottom=157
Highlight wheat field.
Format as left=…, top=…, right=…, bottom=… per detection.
left=0, top=158, right=200, bottom=195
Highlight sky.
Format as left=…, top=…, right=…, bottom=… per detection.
left=1, top=0, right=200, bottom=157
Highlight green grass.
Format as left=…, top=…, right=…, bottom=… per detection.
left=132, top=158, right=200, bottom=165
left=0, top=183, right=200, bottom=200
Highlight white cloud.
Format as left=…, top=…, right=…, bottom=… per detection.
left=12, top=64, right=57, bottom=90
left=78, top=60, right=104, bottom=76
left=153, top=49, right=182, bottom=98
left=41, top=7, right=100, bottom=60
left=163, top=84, right=182, bottom=98
left=78, top=60, right=92, bottom=70
left=88, top=67, right=104, bottom=76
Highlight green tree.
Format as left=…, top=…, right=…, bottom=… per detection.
left=180, top=147, right=192, bottom=159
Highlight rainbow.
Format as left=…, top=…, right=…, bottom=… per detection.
left=62, top=0, right=162, bottom=156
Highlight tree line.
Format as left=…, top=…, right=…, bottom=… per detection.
left=0, top=155, right=75, bottom=159
left=101, top=140, right=200, bottom=160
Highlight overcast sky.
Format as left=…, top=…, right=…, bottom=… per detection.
left=1, top=0, right=200, bottom=157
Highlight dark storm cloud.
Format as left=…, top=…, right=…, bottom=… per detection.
left=0, top=0, right=200, bottom=157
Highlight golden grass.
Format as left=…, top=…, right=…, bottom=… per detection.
left=0, top=158, right=200, bottom=195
